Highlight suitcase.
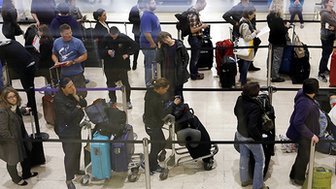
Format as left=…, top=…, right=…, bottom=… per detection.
left=29, top=111, right=46, bottom=167
left=329, top=51, right=336, bottom=87
left=303, top=141, right=332, bottom=189
left=90, top=131, right=111, bottom=180
left=197, top=38, right=213, bottom=70
left=215, top=39, right=234, bottom=75
left=42, top=68, right=58, bottom=125
left=219, top=56, right=237, bottom=88
left=111, top=124, right=134, bottom=172
left=279, top=46, right=294, bottom=74
left=291, top=44, right=310, bottom=84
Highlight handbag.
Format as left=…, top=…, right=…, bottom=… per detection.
left=85, top=98, right=109, bottom=124
left=261, top=113, right=274, bottom=132
left=234, top=37, right=253, bottom=57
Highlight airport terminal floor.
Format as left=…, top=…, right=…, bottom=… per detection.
left=0, top=0, right=336, bottom=188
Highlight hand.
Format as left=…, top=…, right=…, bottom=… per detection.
left=64, top=61, right=73, bottom=67
left=202, top=23, right=209, bottom=29
left=108, top=49, right=115, bottom=57
left=312, top=135, right=319, bottom=144
left=173, top=97, right=182, bottom=105
left=54, top=62, right=65, bottom=67
left=150, top=43, right=157, bottom=48
left=329, top=26, right=335, bottom=31
left=122, top=54, right=129, bottom=60
left=157, top=41, right=162, bottom=48
left=255, top=29, right=260, bottom=34
left=35, top=21, right=40, bottom=27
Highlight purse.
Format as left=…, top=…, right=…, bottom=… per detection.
left=234, top=37, right=253, bottom=57
left=261, top=113, right=274, bottom=132
left=85, top=98, right=109, bottom=124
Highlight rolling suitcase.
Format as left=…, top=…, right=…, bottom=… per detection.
left=329, top=51, right=336, bottom=87
left=197, top=38, right=214, bottom=70
left=215, top=39, right=234, bottom=75
left=42, top=67, right=59, bottom=125
left=90, top=131, right=111, bottom=180
left=291, top=44, right=310, bottom=84
left=219, top=56, right=237, bottom=88
left=111, top=124, right=135, bottom=172
left=29, top=110, right=46, bottom=167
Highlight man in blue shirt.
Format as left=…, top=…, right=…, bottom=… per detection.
left=140, top=0, right=161, bottom=87
left=52, top=24, right=88, bottom=98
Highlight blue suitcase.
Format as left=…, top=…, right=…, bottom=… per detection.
left=111, top=124, right=135, bottom=172
left=90, top=132, right=111, bottom=179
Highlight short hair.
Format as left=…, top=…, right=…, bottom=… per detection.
left=93, top=8, right=105, bottom=21
left=242, top=5, right=256, bottom=18
left=57, top=2, right=70, bottom=15
left=109, top=26, right=120, bottom=35
left=59, top=77, right=73, bottom=88
left=157, top=31, right=172, bottom=43
left=152, top=78, right=170, bottom=89
left=0, top=87, right=22, bottom=108
left=303, top=78, right=319, bottom=94
left=242, top=82, right=260, bottom=97
left=59, top=24, right=71, bottom=33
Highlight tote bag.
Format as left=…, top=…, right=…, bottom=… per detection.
left=234, top=37, right=253, bottom=57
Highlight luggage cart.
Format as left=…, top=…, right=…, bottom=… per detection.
left=157, top=114, right=219, bottom=180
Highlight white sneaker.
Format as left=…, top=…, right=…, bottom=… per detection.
left=127, top=102, right=133, bottom=109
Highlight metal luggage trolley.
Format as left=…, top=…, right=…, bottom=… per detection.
left=157, top=114, right=219, bottom=180
left=79, top=111, right=143, bottom=186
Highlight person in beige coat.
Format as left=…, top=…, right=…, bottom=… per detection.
left=237, top=5, right=259, bottom=86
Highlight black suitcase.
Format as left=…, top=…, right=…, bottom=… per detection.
left=219, top=56, right=237, bottom=88
left=197, top=38, right=213, bottom=70
left=29, top=111, right=47, bottom=167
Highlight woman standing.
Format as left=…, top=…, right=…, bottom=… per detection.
left=93, top=8, right=109, bottom=56
left=289, top=0, right=304, bottom=28
left=143, top=78, right=181, bottom=174
left=1, top=0, right=23, bottom=40
left=237, top=6, right=259, bottom=86
left=234, top=82, right=268, bottom=189
left=156, top=31, right=190, bottom=100
left=0, top=87, right=38, bottom=186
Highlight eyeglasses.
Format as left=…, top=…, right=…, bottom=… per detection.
left=6, top=95, right=17, bottom=100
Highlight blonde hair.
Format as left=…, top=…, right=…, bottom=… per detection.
left=269, top=0, right=284, bottom=16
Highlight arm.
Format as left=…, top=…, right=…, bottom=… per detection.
left=180, top=44, right=189, bottom=67
left=51, top=52, right=60, bottom=66
left=31, top=13, right=40, bottom=27
left=125, top=35, right=139, bottom=56
left=246, top=105, right=263, bottom=141
left=144, top=32, right=157, bottom=48
left=240, top=23, right=257, bottom=41
left=292, top=101, right=315, bottom=139
left=0, top=110, right=14, bottom=139
left=222, top=8, right=238, bottom=26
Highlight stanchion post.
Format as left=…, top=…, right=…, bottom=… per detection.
left=307, top=140, right=315, bottom=189
left=142, top=138, right=151, bottom=189
left=121, top=85, right=128, bottom=123
left=124, top=22, right=128, bottom=36
left=267, top=44, right=272, bottom=88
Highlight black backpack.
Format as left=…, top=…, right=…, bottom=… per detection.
left=175, top=10, right=195, bottom=38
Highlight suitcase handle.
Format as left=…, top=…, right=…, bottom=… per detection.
left=28, top=108, right=35, bottom=139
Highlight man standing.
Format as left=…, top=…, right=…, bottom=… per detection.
left=52, top=24, right=88, bottom=98
left=101, top=26, right=139, bottom=109
left=222, top=0, right=261, bottom=71
left=54, top=77, right=87, bottom=189
left=286, top=78, right=320, bottom=186
left=140, top=0, right=161, bottom=87
left=31, top=0, right=56, bottom=27
left=187, top=0, right=208, bottom=80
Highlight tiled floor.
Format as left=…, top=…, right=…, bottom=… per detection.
left=1, top=1, right=336, bottom=188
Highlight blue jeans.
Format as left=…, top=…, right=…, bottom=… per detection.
left=319, top=38, right=334, bottom=75
left=238, top=59, right=251, bottom=85
left=142, top=49, right=157, bottom=87
left=188, top=36, right=202, bottom=79
left=236, top=132, right=265, bottom=189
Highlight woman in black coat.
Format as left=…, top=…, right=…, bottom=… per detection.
left=0, top=87, right=38, bottom=186
left=93, top=8, right=109, bottom=58
left=1, top=0, right=23, bottom=40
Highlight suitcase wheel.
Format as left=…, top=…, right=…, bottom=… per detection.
left=127, top=173, right=138, bottom=182
left=159, top=168, right=169, bottom=180
left=80, top=175, right=90, bottom=186
left=158, top=150, right=166, bottom=162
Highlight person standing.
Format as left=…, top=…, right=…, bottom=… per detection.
left=100, top=26, right=139, bottom=109
left=187, top=0, right=207, bottom=80
left=128, top=0, right=144, bottom=70
left=30, top=0, right=56, bottom=27
left=289, top=0, right=304, bottom=28
left=286, top=78, right=320, bottom=186
left=52, top=24, right=88, bottom=98
left=140, top=0, right=161, bottom=87
left=267, top=0, right=289, bottom=82
left=156, top=31, right=190, bottom=100
left=0, top=87, right=38, bottom=186
left=143, top=78, right=181, bottom=174
left=236, top=6, right=259, bottom=86
left=1, top=0, right=23, bottom=40
left=234, top=82, right=268, bottom=189
left=318, top=0, right=336, bottom=83
left=222, top=0, right=261, bottom=71
left=93, top=8, right=109, bottom=55
left=54, top=78, right=87, bottom=189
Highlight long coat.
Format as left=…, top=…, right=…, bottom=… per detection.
left=0, top=107, right=29, bottom=165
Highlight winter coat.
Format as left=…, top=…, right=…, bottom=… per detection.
left=0, top=107, right=30, bottom=165
left=101, top=33, right=139, bottom=70
left=156, top=39, right=190, bottom=86
left=320, top=9, right=336, bottom=41
left=128, top=5, right=141, bottom=36
left=234, top=94, right=263, bottom=141
left=1, top=2, right=23, bottom=39
left=267, top=12, right=288, bottom=46
left=286, top=89, right=320, bottom=141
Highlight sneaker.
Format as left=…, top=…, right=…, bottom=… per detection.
left=241, top=179, right=253, bottom=187
left=66, top=180, right=76, bottom=189
left=271, top=77, right=285, bottom=82
left=191, top=73, right=204, bottom=80
left=318, top=74, right=328, bottom=83
left=127, top=102, right=133, bottom=109
left=132, top=64, right=137, bottom=70
left=15, top=179, right=28, bottom=186
left=300, top=23, right=304, bottom=29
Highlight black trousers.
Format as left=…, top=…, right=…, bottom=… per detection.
left=104, top=68, right=131, bottom=103
left=146, top=127, right=166, bottom=171
left=7, top=144, right=32, bottom=183
left=290, top=138, right=311, bottom=181
left=133, top=35, right=140, bottom=65
left=60, top=134, right=82, bottom=181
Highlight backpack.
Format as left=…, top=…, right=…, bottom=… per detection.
left=175, top=10, right=195, bottom=38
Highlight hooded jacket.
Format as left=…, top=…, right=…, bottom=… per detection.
left=286, top=89, right=320, bottom=141
left=320, top=8, right=336, bottom=41
left=49, top=15, right=82, bottom=38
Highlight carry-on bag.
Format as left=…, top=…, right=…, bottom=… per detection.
left=329, top=51, right=336, bottom=87
left=42, top=67, right=59, bottom=125
left=303, top=141, right=332, bottom=189
left=29, top=110, right=46, bottom=167
left=197, top=38, right=213, bottom=70
left=219, top=56, right=237, bottom=88
left=291, top=43, right=310, bottom=84
left=110, top=124, right=135, bottom=172
left=215, top=39, right=234, bottom=75
left=90, top=131, right=111, bottom=180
